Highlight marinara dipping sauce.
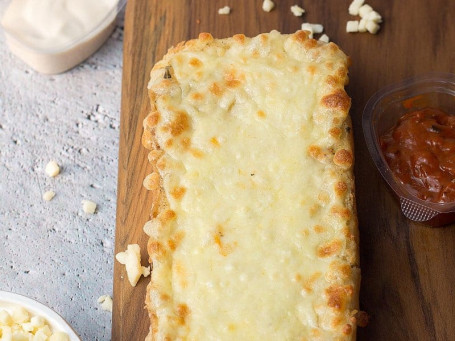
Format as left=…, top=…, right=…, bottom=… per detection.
left=380, top=108, right=455, bottom=203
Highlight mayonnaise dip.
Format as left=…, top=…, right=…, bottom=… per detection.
left=1, top=0, right=121, bottom=74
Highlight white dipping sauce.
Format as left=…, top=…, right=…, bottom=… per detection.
left=1, top=0, right=120, bottom=74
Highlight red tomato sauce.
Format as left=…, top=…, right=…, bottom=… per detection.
left=380, top=108, right=455, bottom=203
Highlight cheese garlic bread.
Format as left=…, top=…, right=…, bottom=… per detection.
left=142, top=30, right=360, bottom=341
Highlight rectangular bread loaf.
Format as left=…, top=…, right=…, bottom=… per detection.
left=142, top=30, right=360, bottom=340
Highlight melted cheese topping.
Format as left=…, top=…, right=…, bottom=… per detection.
left=144, top=31, right=359, bottom=341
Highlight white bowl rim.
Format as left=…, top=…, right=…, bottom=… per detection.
left=0, top=290, right=81, bottom=340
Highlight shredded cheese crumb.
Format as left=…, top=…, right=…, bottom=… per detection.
left=262, top=0, right=275, bottom=12
left=348, top=0, right=364, bottom=16
left=366, top=10, right=382, bottom=23
left=366, top=20, right=380, bottom=34
left=43, top=190, right=56, bottom=201
left=97, top=295, right=113, bottom=312
left=45, top=161, right=60, bottom=177
left=358, top=18, right=367, bottom=32
left=301, top=23, right=324, bottom=39
left=82, top=200, right=97, bottom=214
left=218, top=6, right=231, bottom=15
left=358, top=4, right=373, bottom=18
left=318, top=34, right=330, bottom=43
left=115, top=244, right=150, bottom=287
left=290, top=5, right=305, bottom=16
left=346, top=20, right=359, bottom=33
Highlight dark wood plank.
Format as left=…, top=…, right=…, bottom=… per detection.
left=113, top=0, right=455, bottom=340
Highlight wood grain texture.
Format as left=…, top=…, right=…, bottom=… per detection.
left=113, top=0, right=455, bottom=340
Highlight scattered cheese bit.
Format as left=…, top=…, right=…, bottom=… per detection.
left=346, top=20, right=359, bottom=33
left=358, top=18, right=367, bottom=32
left=318, top=34, right=330, bottom=43
left=301, top=23, right=324, bottom=39
left=358, top=4, right=373, bottom=18
left=262, top=0, right=275, bottom=12
left=45, top=161, right=60, bottom=177
left=290, top=5, right=305, bottom=16
left=115, top=244, right=150, bottom=287
left=97, top=295, right=113, bottom=312
left=82, top=200, right=97, bottom=214
left=217, top=6, right=231, bottom=15
left=301, top=23, right=314, bottom=38
left=366, top=10, right=382, bottom=23
left=348, top=0, right=364, bottom=16
left=0, top=307, right=69, bottom=340
left=43, top=190, right=56, bottom=201
left=366, top=20, right=380, bottom=34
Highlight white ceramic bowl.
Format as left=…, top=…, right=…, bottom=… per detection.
left=0, top=291, right=81, bottom=340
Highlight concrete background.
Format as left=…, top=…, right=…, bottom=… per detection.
left=0, top=3, right=125, bottom=340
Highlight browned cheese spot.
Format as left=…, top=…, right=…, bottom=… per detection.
left=142, top=129, right=155, bottom=150
left=334, top=149, right=353, bottom=168
left=321, top=90, right=351, bottom=112
left=210, top=137, right=220, bottom=147
left=171, top=186, right=187, bottom=200
left=144, top=172, right=160, bottom=190
left=335, top=181, right=348, bottom=197
left=337, top=66, right=348, bottom=80
left=325, top=75, right=340, bottom=87
left=189, top=58, right=202, bottom=67
left=309, top=203, right=320, bottom=216
left=313, top=225, right=325, bottom=234
left=198, top=32, right=213, bottom=42
left=257, top=110, right=266, bottom=118
left=145, top=111, right=160, bottom=128
left=342, top=324, right=353, bottom=335
left=165, top=139, right=174, bottom=148
left=168, top=230, right=186, bottom=251
left=295, top=273, right=303, bottom=282
left=160, top=293, right=171, bottom=301
left=329, top=127, right=342, bottom=139
left=224, top=70, right=244, bottom=88
left=233, top=34, right=246, bottom=44
left=181, top=137, right=191, bottom=150
left=191, top=92, right=204, bottom=101
left=151, top=312, right=158, bottom=334
left=174, top=261, right=188, bottom=288
left=190, top=148, right=204, bottom=158
left=156, top=158, right=166, bottom=171
left=326, top=285, right=354, bottom=311
left=308, top=145, right=325, bottom=162
left=325, top=62, right=334, bottom=70
left=317, top=191, right=330, bottom=204
left=176, top=303, right=190, bottom=325
left=332, top=316, right=343, bottom=328
left=148, top=239, right=166, bottom=258
left=330, top=206, right=351, bottom=219
left=303, top=39, right=318, bottom=49
left=317, top=239, right=342, bottom=258
left=214, top=225, right=237, bottom=256
left=293, top=30, right=310, bottom=43
left=159, top=209, right=177, bottom=223
left=307, top=65, right=316, bottom=75
left=260, top=33, right=268, bottom=44
left=209, top=82, right=224, bottom=97
left=167, top=111, right=190, bottom=137
left=303, top=272, right=322, bottom=293
left=148, top=150, right=163, bottom=162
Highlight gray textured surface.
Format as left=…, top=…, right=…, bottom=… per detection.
left=0, top=3, right=124, bottom=340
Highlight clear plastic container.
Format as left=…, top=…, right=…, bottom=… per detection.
left=1, top=0, right=127, bottom=74
left=363, top=73, right=455, bottom=226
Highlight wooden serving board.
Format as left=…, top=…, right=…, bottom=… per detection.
left=113, top=0, right=455, bottom=340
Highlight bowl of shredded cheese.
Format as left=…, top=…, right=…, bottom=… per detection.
left=0, top=291, right=80, bottom=340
